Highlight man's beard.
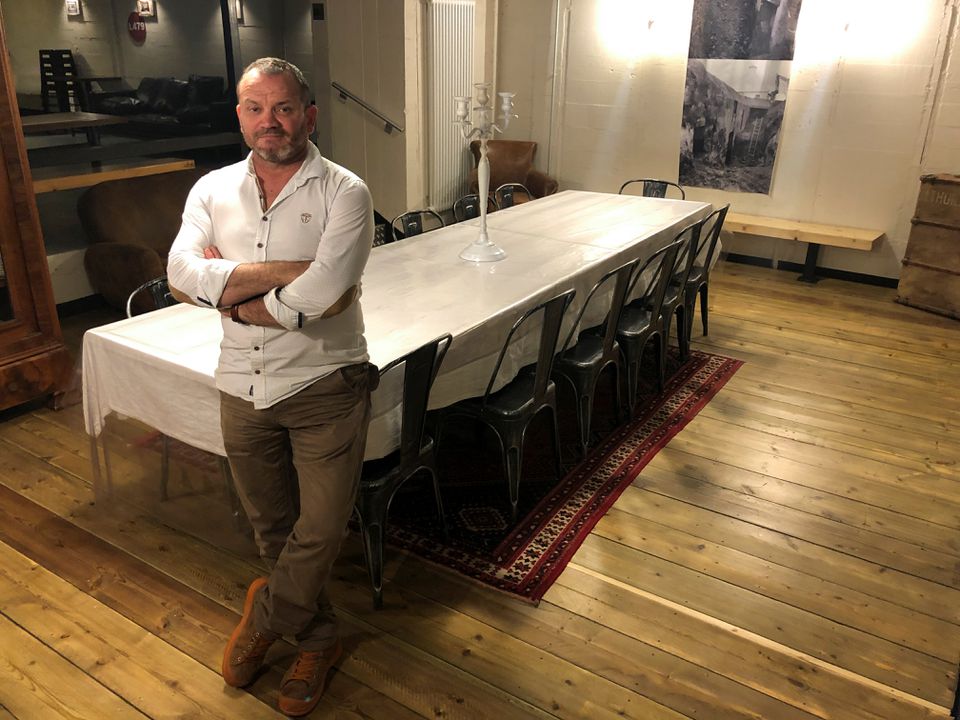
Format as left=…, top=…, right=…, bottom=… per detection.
left=250, top=130, right=305, bottom=164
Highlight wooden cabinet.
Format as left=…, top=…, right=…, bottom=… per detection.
left=0, top=13, right=72, bottom=411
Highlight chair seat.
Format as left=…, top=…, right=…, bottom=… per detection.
left=686, top=263, right=707, bottom=287
left=451, top=373, right=556, bottom=421
left=360, top=438, right=435, bottom=490
left=618, top=305, right=656, bottom=338
left=556, top=331, right=615, bottom=372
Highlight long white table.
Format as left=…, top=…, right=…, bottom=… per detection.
left=83, top=190, right=709, bottom=498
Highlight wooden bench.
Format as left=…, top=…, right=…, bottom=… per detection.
left=30, top=158, right=195, bottom=194
left=724, top=211, right=884, bottom=282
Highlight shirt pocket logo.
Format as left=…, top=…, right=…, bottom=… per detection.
left=301, top=213, right=312, bottom=224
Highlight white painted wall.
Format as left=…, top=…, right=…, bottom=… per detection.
left=497, top=0, right=960, bottom=279
left=324, top=0, right=412, bottom=220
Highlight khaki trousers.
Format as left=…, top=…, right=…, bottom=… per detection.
left=219, top=363, right=372, bottom=651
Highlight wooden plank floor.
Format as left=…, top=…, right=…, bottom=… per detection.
left=1, top=261, right=958, bottom=719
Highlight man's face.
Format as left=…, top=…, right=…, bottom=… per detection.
left=236, top=70, right=317, bottom=165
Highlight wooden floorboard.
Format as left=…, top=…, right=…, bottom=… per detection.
left=0, top=261, right=957, bottom=719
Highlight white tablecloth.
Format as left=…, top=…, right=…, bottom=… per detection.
left=83, top=190, right=709, bottom=464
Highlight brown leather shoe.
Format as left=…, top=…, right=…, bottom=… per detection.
left=221, top=577, right=278, bottom=687
left=278, top=639, right=343, bottom=717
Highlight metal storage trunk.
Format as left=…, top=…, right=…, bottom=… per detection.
left=896, top=174, right=960, bottom=320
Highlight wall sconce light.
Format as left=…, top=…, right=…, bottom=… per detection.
left=236, top=0, right=244, bottom=24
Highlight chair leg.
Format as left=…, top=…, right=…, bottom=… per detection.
left=359, top=517, right=385, bottom=609
left=575, top=388, right=594, bottom=458
left=700, top=283, right=709, bottom=336
left=504, top=443, right=523, bottom=522
left=625, top=356, right=640, bottom=417
left=428, top=467, right=449, bottom=539
left=676, top=307, right=690, bottom=361
left=656, top=335, right=667, bottom=394
left=550, top=407, right=564, bottom=478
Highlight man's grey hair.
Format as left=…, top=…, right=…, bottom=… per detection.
left=238, top=58, right=311, bottom=107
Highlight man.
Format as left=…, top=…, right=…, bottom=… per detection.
left=167, top=57, right=374, bottom=716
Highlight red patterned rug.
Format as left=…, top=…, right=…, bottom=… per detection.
left=384, top=349, right=743, bottom=604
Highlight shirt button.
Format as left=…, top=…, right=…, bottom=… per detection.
left=257, top=242, right=264, bottom=248
left=253, top=346, right=260, bottom=351
left=254, top=370, right=261, bottom=375
left=262, top=216, right=268, bottom=221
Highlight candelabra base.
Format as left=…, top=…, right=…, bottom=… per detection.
left=460, top=239, right=507, bottom=262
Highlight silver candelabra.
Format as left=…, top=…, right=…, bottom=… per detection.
left=454, top=83, right=516, bottom=262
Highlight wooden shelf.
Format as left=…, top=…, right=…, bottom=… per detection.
left=30, top=158, right=196, bottom=194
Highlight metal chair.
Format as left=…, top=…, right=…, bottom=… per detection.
left=125, top=276, right=176, bottom=317
left=683, top=204, right=729, bottom=339
left=657, top=218, right=705, bottom=362
left=553, top=259, right=637, bottom=457
left=618, top=178, right=686, bottom=200
left=355, top=334, right=452, bottom=609
left=438, top=288, right=575, bottom=521
left=452, top=193, right=498, bottom=223
left=391, top=209, right=444, bottom=242
left=617, top=238, right=684, bottom=410
left=39, top=48, right=80, bottom=112
left=494, top=183, right=532, bottom=209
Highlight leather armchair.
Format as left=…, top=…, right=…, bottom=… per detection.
left=79, top=168, right=207, bottom=313
left=468, top=140, right=558, bottom=201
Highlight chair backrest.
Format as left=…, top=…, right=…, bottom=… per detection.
left=560, top=258, right=638, bottom=359
left=690, top=204, right=729, bottom=274
left=494, top=183, right=532, bottom=209
left=625, top=238, right=685, bottom=325
left=378, top=334, right=453, bottom=467
left=126, top=276, right=178, bottom=317
left=391, top=209, right=444, bottom=241
left=671, top=217, right=706, bottom=290
left=618, top=178, right=686, bottom=200
left=452, top=193, right=497, bottom=223
left=39, top=49, right=79, bottom=112
left=373, top=209, right=393, bottom=247
left=483, top=288, right=575, bottom=407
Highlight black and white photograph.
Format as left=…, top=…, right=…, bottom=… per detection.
left=689, top=0, right=803, bottom=61
left=65, top=0, right=81, bottom=16
left=679, top=58, right=790, bottom=194
left=136, top=0, right=155, bottom=17
left=680, top=0, right=804, bottom=194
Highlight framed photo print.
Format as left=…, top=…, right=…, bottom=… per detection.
left=136, top=0, right=154, bottom=17
left=65, top=0, right=81, bottom=16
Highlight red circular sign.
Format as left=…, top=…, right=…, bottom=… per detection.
left=127, top=12, right=146, bottom=43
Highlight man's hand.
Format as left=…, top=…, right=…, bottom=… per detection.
left=204, top=246, right=223, bottom=260
left=220, top=297, right=282, bottom=328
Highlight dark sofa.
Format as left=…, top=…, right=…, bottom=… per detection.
left=93, top=75, right=237, bottom=136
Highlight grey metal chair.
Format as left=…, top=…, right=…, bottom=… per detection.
left=617, top=238, right=684, bottom=409
left=438, top=288, right=575, bottom=521
left=391, top=209, right=444, bottom=242
left=125, top=276, right=176, bottom=318
left=683, top=204, right=729, bottom=339
left=494, top=183, right=532, bottom=209
left=553, top=258, right=637, bottom=457
left=452, top=193, right=498, bottom=223
left=618, top=178, right=686, bottom=200
left=355, top=334, right=452, bottom=609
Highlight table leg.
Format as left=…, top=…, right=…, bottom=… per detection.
left=89, top=433, right=114, bottom=503
left=798, top=242, right=823, bottom=283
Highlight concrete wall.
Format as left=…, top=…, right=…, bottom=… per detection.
left=496, top=0, right=960, bottom=280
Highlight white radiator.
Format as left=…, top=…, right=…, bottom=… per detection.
left=427, top=0, right=475, bottom=210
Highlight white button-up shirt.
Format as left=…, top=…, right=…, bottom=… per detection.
left=167, top=142, right=373, bottom=408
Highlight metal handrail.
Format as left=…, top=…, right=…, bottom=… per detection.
left=331, top=81, right=404, bottom=134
